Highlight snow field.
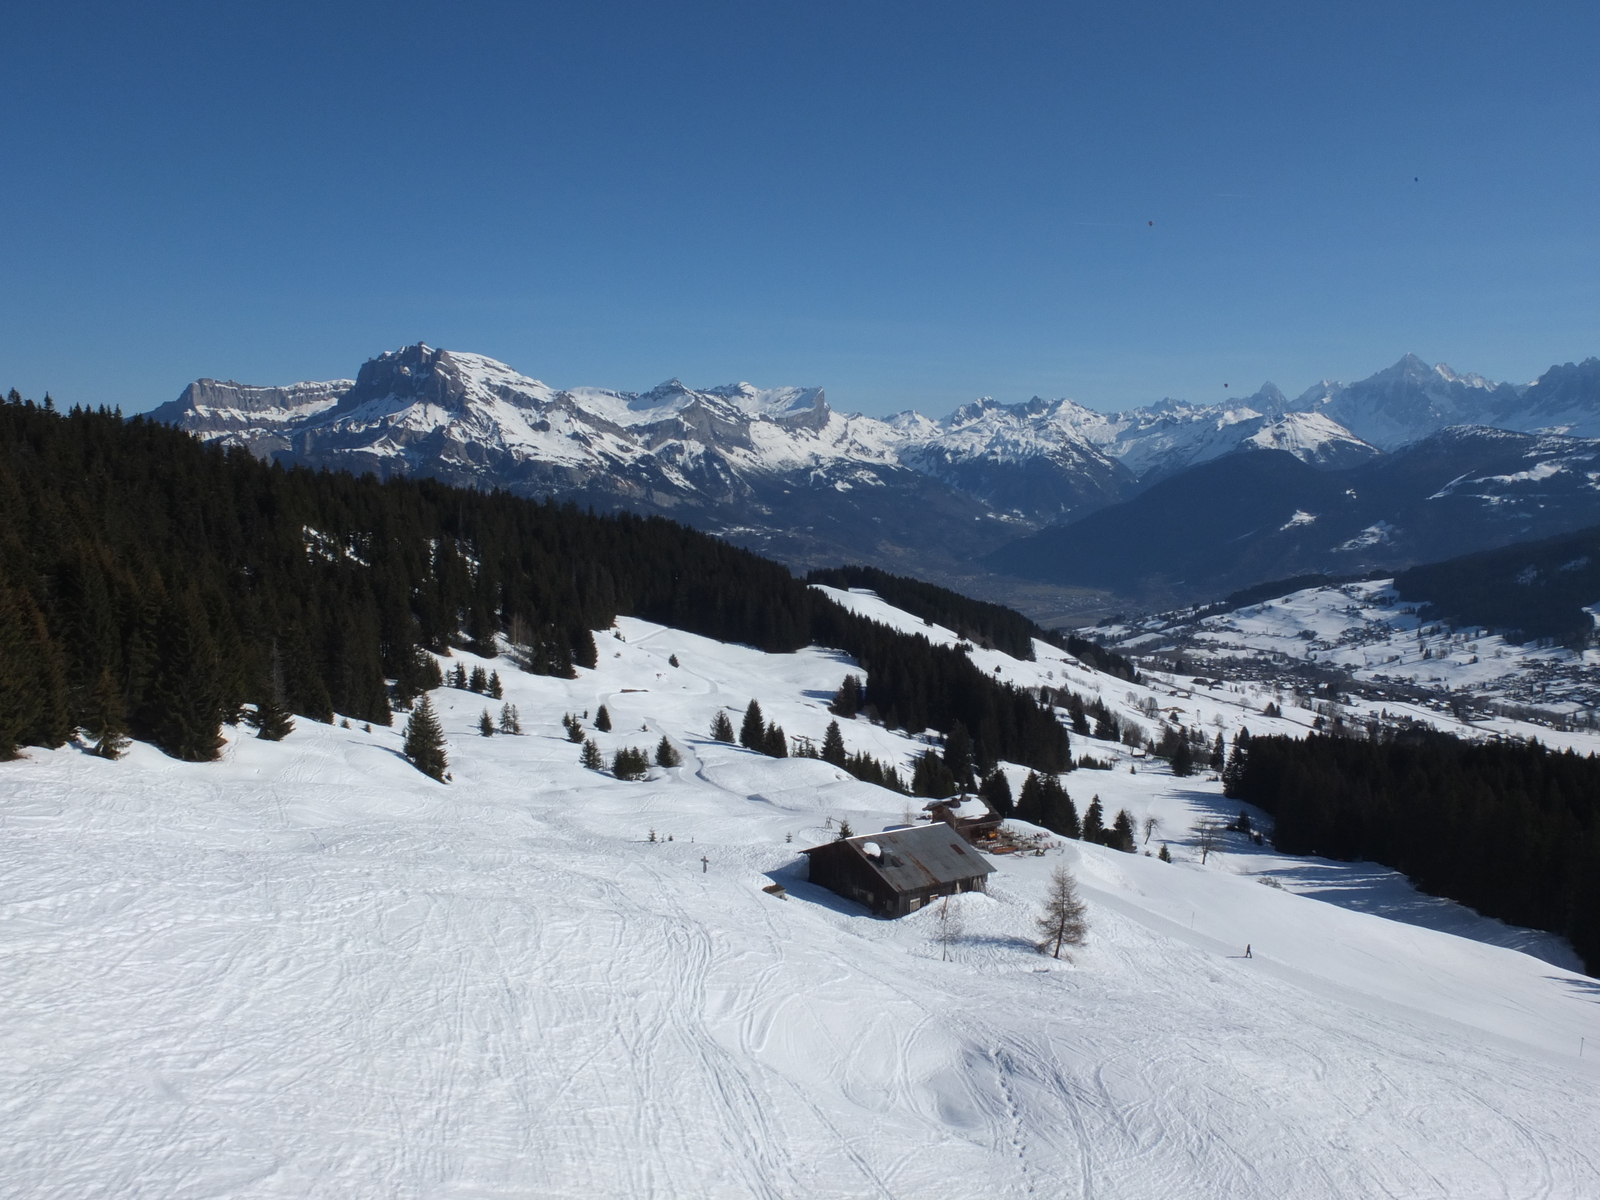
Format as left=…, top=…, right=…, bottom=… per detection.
left=2, top=609, right=1598, bottom=1198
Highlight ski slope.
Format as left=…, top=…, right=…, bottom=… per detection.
left=2, top=604, right=1598, bottom=1198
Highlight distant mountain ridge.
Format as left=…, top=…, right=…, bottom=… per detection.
left=151, top=344, right=1600, bottom=598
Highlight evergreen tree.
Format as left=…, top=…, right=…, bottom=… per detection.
left=249, top=642, right=295, bottom=742
left=489, top=670, right=503, bottom=699
left=1171, top=738, right=1195, bottom=777
left=1016, top=771, right=1045, bottom=824
left=1040, top=776, right=1080, bottom=838
left=1110, top=808, right=1137, bottom=852
left=499, top=703, right=521, bottom=734
left=84, top=666, right=130, bottom=760
left=595, top=704, right=612, bottom=732
left=830, top=674, right=862, bottom=717
left=581, top=737, right=604, bottom=770
left=1067, top=693, right=1090, bottom=736
left=479, top=708, right=495, bottom=736
left=451, top=663, right=468, bottom=689
left=1210, top=732, right=1226, bottom=771
left=821, top=719, right=847, bottom=766
left=1222, top=727, right=1251, bottom=797
left=612, top=746, right=649, bottom=780
left=763, top=722, right=788, bottom=758
left=1158, top=842, right=1172, bottom=862
left=1036, top=864, right=1089, bottom=959
left=1081, top=796, right=1105, bottom=844
left=942, top=721, right=975, bottom=791
left=403, top=696, right=448, bottom=781
left=740, top=700, right=765, bottom=749
left=710, top=710, right=736, bottom=742
left=655, top=736, right=681, bottom=767
left=469, top=665, right=488, bottom=693
left=912, top=749, right=958, bottom=798
left=979, top=768, right=1014, bottom=818
left=836, top=819, right=854, bottom=840
left=563, top=713, right=585, bottom=742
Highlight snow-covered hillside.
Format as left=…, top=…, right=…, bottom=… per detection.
left=4, top=593, right=1597, bottom=1198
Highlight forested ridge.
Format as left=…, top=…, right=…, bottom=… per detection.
left=1230, top=731, right=1600, bottom=974
left=0, top=394, right=1068, bottom=770
left=806, top=563, right=1137, bottom=681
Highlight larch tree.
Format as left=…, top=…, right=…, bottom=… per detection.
left=1036, top=864, right=1089, bottom=960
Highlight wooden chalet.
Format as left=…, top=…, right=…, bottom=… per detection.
left=925, top=795, right=1003, bottom=845
left=801, top=823, right=995, bottom=918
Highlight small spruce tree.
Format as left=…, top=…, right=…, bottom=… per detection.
left=1016, top=771, right=1045, bottom=824
left=1081, top=795, right=1105, bottom=844
left=836, top=818, right=854, bottom=840
left=763, top=722, right=788, bottom=758
left=710, top=710, right=736, bottom=742
left=450, top=662, right=468, bottom=689
left=979, top=768, right=1013, bottom=818
left=581, top=737, right=604, bottom=770
left=564, top=713, right=585, bottom=742
left=489, top=670, right=503, bottom=699
left=655, top=736, right=681, bottom=767
left=740, top=699, right=765, bottom=749
left=479, top=709, right=495, bottom=737
left=594, top=705, right=612, bottom=732
left=1158, top=842, right=1172, bottom=862
left=829, top=675, right=862, bottom=717
left=469, top=665, right=488, bottom=694
left=1110, top=808, right=1137, bottom=852
left=818, top=721, right=848, bottom=767
left=84, top=666, right=130, bottom=760
left=612, top=746, right=649, bottom=780
left=499, top=703, right=521, bottom=735
left=403, top=696, right=448, bottom=781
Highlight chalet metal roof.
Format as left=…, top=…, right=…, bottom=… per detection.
left=803, top=823, right=994, bottom=893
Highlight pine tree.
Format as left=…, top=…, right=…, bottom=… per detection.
left=821, top=719, right=847, bottom=766
left=830, top=674, right=862, bottom=717
left=479, top=708, right=495, bottom=737
left=740, top=699, right=764, bottom=749
left=451, top=662, right=468, bottom=689
left=912, top=749, right=957, bottom=798
left=403, top=696, right=448, bottom=781
left=1222, top=727, right=1251, bottom=797
left=1036, top=863, right=1089, bottom=959
left=613, top=746, right=649, bottom=780
left=1171, top=738, right=1194, bottom=777
left=595, top=704, right=612, bottom=732
left=1016, top=771, right=1044, bottom=824
left=1158, top=842, right=1172, bottom=862
left=489, top=670, right=503, bottom=699
left=942, top=721, right=975, bottom=790
left=84, top=666, right=130, bottom=760
left=836, top=819, right=854, bottom=840
left=581, top=737, right=604, bottom=770
left=1040, top=775, right=1079, bottom=838
left=763, top=722, right=788, bottom=758
left=249, top=642, right=295, bottom=742
left=1110, top=808, right=1137, bottom=852
left=1081, top=795, right=1105, bottom=844
left=655, top=736, right=681, bottom=767
left=499, top=703, right=521, bottom=734
left=563, top=713, right=585, bottom=742
left=710, top=710, right=735, bottom=742
left=469, top=665, right=488, bottom=694
left=1210, top=732, right=1226, bottom=771
left=979, top=768, right=1013, bottom=818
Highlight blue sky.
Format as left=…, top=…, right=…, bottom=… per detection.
left=3, top=1, right=1597, bottom=416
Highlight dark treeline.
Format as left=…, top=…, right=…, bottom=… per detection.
left=805, top=563, right=1137, bottom=682
left=1230, top=731, right=1600, bottom=975
left=0, top=397, right=1073, bottom=772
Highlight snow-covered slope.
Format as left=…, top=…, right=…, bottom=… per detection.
left=4, top=596, right=1597, bottom=1198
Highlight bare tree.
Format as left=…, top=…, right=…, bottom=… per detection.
left=1192, top=818, right=1224, bottom=864
left=1036, top=864, right=1089, bottom=960
left=1142, top=814, right=1162, bottom=846
left=934, top=896, right=965, bottom=961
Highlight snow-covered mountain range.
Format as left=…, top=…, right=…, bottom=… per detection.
left=151, top=345, right=1600, bottom=594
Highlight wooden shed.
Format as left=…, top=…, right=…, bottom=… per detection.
left=801, top=824, right=995, bottom=918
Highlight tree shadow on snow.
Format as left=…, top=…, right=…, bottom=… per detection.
left=1546, top=974, right=1600, bottom=1000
